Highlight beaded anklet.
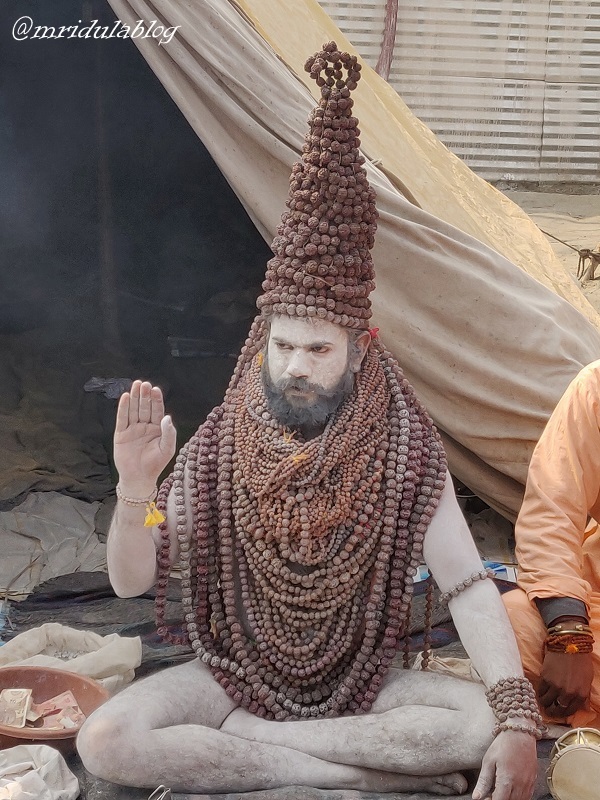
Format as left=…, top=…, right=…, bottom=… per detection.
left=439, top=568, right=495, bottom=604
left=486, top=676, right=545, bottom=739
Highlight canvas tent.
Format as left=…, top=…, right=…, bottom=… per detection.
left=101, top=0, right=600, bottom=520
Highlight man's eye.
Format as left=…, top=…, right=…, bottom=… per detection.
left=311, top=346, right=327, bottom=353
left=276, top=343, right=292, bottom=350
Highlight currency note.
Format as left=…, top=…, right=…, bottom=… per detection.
left=31, top=690, right=86, bottom=730
left=0, top=688, right=32, bottom=728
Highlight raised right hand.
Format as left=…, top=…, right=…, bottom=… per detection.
left=113, top=380, right=177, bottom=495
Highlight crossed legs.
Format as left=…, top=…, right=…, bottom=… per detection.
left=78, top=659, right=492, bottom=794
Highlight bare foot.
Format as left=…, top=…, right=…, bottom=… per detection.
left=356, top=769, right=468, bottom=795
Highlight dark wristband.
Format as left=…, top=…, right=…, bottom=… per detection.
left=535, top=596, right=588, bottom=627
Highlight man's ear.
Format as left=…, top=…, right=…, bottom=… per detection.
left=351, top=330, right=372, bottom=372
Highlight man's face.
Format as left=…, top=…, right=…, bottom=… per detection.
left=262, top=315, right=356, bottom=429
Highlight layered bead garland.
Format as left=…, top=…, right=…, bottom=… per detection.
left=153, top=321, right=447, bottom=720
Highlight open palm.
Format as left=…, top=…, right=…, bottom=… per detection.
left=114, top=380, right=177, bottom=490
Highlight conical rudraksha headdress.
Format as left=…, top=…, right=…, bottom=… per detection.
left=257, top=42, right=377, bottom=330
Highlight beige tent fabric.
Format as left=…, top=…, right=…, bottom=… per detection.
left=240, top=0, right=599, bottom=325
left=106, top=0, right=600, bottom=519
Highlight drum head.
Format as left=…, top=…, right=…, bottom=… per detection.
left=548, top=728, right=600, bottom=800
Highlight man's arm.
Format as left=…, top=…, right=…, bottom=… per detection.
left=514, top=363, right=600, bottom=716
left=106, top=380, right=178, bottom=598
left=424, top=476, right=538, bottom=800
left=515, top=364, right=600, bottom=608
left=424, top=477, right=525, bottom=686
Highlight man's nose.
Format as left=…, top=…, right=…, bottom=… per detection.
left=285, top=350, right=311, bottom=379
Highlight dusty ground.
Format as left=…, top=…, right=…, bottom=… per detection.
left=503, top=188, right=600, bottom=314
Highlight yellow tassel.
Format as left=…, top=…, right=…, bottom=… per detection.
left=566, top=643, right=580, bottom=654
left=144, top=502, right=166, bottom=527
left=256, top=352, right=264, bottom=366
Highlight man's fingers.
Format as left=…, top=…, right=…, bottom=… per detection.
left=150, top=385, right=165, bottom=426
left=549, top=693, right=581, bottom=718
left=128, top=380, right=142, bottom=426
left=138, top=381, right=153, bottom=423
left=510, top=774, right=536, bottom=800
left=538, top=684, right=559, bottom=710
left=115, top=392, right=130, bottom=433
left=160, top=415, right=177, bottom=457
left=563, top=695, right=585, bottom=716
left=490, top=776, right=512, bottom=800
left=506, top=782, right=531, bottom=800
left=473, top=761, right=495, bottom=800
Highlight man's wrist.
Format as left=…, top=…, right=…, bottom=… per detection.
left=535, top=596, right=589, bottom=627
left=502, top=717, right=537, bottom=732
left=116, top=482, right=158, bottom=502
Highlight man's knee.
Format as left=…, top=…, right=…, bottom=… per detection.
left=503, top=587, right=547, bottom=685
left=77, top=707, right=136, bottom=780
left=502, top=587, right=533, bottom=629
left=503, top=588, right=544, bottom=646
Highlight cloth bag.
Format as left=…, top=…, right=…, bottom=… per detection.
left=0, top=622, right=142, bottom=692
left=0, top=745, right=78, bottom=800
left=412, top=652, right=482, bottom=682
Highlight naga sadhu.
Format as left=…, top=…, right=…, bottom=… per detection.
left=78, top=43, right=541, bottom=800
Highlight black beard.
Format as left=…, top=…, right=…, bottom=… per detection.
left=261, top=365, right=355, bottom=431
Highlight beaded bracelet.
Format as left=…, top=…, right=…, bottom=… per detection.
left=493, top=720, right=541, bottom=738
left=545, top=632, right=594, bottom=654
left=115, top=484, right=164, bottom=527
left=439, top=568, right=495, bottom=604
left=486, top=676, right=545, bottom=740
left=116, top=484, right=157, bottom=505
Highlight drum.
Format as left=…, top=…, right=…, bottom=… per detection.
left=547, top=727, right=600, bottom=800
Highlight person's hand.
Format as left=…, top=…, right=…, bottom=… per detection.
left=538, top=650, right=593, bottom=718
left=114, top=380, right=177, bottom=495
left=473, top=729, right=537, bottom=800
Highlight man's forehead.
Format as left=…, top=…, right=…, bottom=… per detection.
left=268, top=315, right=347, bottom=346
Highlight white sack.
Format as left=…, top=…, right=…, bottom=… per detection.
left=0, top=623, right=142, bottom=693
left=0, top=745, right=78, bottom=800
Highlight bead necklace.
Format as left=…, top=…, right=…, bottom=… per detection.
left=154, top=323, right=447, bottom=720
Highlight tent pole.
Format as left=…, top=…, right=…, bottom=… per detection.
left=375, top=0, right=399, bottom=81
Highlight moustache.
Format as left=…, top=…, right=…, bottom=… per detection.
left=276, top=377, right=335, bottom=397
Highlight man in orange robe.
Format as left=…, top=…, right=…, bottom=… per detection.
left=504, top=359, right=600, bottom=727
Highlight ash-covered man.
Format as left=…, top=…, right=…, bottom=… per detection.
left=78, top=44, right=541, bottom=800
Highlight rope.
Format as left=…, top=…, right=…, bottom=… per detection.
left=539, top=228, right=582, bottom=253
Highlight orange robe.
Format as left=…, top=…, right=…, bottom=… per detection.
left=503, top=359, right=600, bottom=728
